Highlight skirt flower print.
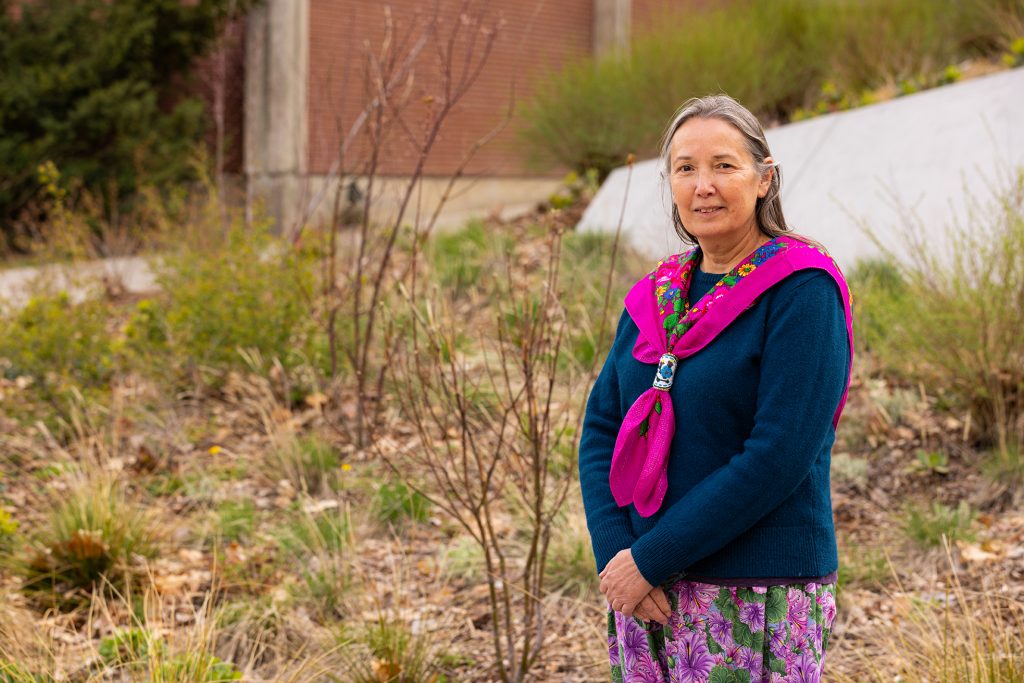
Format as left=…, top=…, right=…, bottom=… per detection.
left=608, top=578, right=837, bottom=683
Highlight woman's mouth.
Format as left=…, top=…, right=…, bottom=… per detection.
left=694, top=207, right=722, bottom=215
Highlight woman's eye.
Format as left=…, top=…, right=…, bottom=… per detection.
left=717, top=163, right=733, bottom=169
left=677, top=165, right=693, bottom=173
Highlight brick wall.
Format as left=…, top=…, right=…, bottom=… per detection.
left=632, top=0, right=719, bottom=34
left=307, top=0, right=593, bottom=178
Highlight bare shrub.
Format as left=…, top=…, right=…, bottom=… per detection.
left=391, top=222, right=606, bottom=682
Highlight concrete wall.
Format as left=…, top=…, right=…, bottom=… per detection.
left=245, top=0, right=310, bottom=228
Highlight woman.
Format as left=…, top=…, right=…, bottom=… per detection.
left=579, top=95, right=853, bottom=683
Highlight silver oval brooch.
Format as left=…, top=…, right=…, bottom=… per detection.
left=652, top=353, right=678, bottom=391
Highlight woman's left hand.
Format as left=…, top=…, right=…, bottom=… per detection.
left=599, top=548, right=654, bottom=616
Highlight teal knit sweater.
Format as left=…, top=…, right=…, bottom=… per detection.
left=579, top=267, right=850, bottom=586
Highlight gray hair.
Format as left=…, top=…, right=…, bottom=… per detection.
left=660, top=94, right=789, bottom=245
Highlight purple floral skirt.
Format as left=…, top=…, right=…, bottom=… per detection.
left=608, top=579, right=837, bottom=683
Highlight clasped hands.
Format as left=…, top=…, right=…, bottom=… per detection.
left=599, top=548, right=671, bottom=625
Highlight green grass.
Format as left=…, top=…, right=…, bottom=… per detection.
left=982, top=443, right=1024, bottom=488
left=831, top=453, right=869, bottom=491
left=372, top=481, right=431, bottom=529
left=904, top=501, right=977, bottom=548
left=425, top=219, right=513, bottom=295
left=544, top=507, right=598, bottom=596
left=276, top=505, right=354, bottom=620
left=338, top=612, right=443, bottom=683
left=213, top=499, right=256, bottom=543
left=266, top=434, right=341, bottom=496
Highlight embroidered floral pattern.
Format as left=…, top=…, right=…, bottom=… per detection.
left=648, top=238, right=792, bottom=349
left=609, top=580, right=836, bottom=683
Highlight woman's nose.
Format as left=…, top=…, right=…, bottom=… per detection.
left=694, top=172, right=715, bottom=196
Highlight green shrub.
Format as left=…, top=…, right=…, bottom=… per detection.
left=860, top=170, right=1024, bottom=452
left=904, top=501, right=976, bottom=548
left=0, top=291, right=117, bottom=403
left=126, top=220, right=322, bottom=388
left=521, top=0, right=1008, bottom=175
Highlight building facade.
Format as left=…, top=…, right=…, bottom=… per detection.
left=242, top=0, right=676, bottom=232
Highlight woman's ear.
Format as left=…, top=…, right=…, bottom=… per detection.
left=758, top=157, right=775, bottom=198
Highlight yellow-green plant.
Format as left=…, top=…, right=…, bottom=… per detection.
left=0, top=509, right=16, bottom=554
left=521, top=0, right=1010, bottom=175
left=1005, top=37, right=1024, bottom=66
left=127, top=218, right=321, bottom=389
left=0, top=290, right=117, bottom=405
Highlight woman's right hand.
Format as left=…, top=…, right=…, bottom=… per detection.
left=631, top=586, right=671, bottom=625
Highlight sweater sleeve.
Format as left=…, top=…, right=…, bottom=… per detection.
left=579, top=308, right=637, bottom=572
left=630, top=272, right=850, bottom=586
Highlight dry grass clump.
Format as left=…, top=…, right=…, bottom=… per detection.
left=19, top=471, right=159, bottom=603
left=834, top=553, right=1024, bottom=683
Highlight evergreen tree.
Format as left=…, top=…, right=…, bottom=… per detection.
left=0, top=0, right=251, bottom=251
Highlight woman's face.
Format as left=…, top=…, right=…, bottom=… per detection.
left=668, top=117, right=772, bottom=244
